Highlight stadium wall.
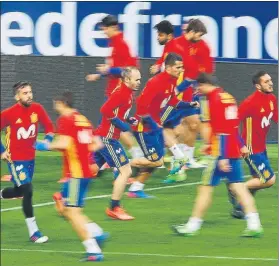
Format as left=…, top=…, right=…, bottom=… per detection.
left=1, top=55, right=278, bottom=142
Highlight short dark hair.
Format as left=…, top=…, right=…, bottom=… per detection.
left=154, top=20, right=174, bottom=35
left=165, top=53, right=183, bottom=66
left=196, top=73, right=218, bottom=86
left=13, top=81, right=32, bottom=95
left=101, top=15, right=118, bottom=27
left=54, top=90, right=74, bottom=108
left=186, top=19, right=207, bottom=34
left=121, top=66, right=139, bottom=80
left=252, top=71, right=268, bottom=85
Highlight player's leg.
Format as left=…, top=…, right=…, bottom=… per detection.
left=2, top=160, right=48, bottom=243
left=61, top=178, right=104, bottom=261
left=100, top=138, right=134, bottom=220
left=244, top=152, right=276, bottom=191
left=127, top=130, right=164, bottom=198
left=226, top=159, right=263, bottom=237
left=161, top=107, right=188, bottom=167
left=120, top=131, right=144, bottom=159
left=228, top=152, right=276, bottom=218
left=172, top=156, right=219, bottom=236
left=179, top=114, right=204, bottom=168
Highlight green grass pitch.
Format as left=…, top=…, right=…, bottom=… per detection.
left=1, top=140, right=278, bottom=266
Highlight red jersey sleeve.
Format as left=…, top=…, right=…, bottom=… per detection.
left=155, top=45, right=169, bottom=66
left=238, top=98, right=252, bottom=121
left=38, top=104, right=55, bottom=134
left=1, top=109, right=10, bottom=130
left=100, top=91, right=123, bottom=119
left=272, top=95, right=278, bottom=123
left=136, top=80, right=159, bottom=117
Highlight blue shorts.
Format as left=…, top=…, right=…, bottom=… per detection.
left=62, top=178, right=92, bottom=207
left=161, top=106, right=200, bottom=129
left=202, top=157, right=244, bottom=186
left=245, top=151, right=274, bottom=181
left=7, top=160, right=35, bottom=187
left=94, top=137, right=129, bottom=169
left=133, top=129, right=165, bottom=161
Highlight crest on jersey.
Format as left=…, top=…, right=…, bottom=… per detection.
left=30, top=113, right=38, bottom=123
left=151, top=153, right=158, bottom=160
left=263, top=170, right=270, bottom=178
left=270, top=101, right=274, bottom=111
left=120, top=155, right=126, bottom=163
left=19, top=172, right=26, bottom=181
left=189, top=48, right=197, bottom=56
left=260, top=108, right=265, bottom=113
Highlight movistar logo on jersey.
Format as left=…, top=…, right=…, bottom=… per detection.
left=261, top=112, right=273, bottom=128
left=17, top=125, right=36, bottom=140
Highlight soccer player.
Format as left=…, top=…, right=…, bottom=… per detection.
left=85, top=15, right=141, bottom=159
left=149, top=20, right=197, bottom=78
left=175, top=19, right=215, bottom=167
left=229, top=71, right=277, bottom=219
left=149, top=20, right=201, bottom=181
left=0, top=81, right=54, bottom=243
left=35, top=91, right=106, bottom=262
left=128, top=53, right=196, bottom=198
left=172, top=73, right=263, bottom=237
left=94, top=66, right=141, bottom=219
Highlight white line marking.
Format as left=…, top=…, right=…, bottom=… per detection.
left=0, top=248, right=277, bottom=261
left=0, top=181, right=200, bottom=212
left=1, top=172, right=277, bottom=213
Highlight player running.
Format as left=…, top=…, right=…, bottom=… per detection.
left=86, top=15, right=141, bottom=160
left=150, top=20, right=202, bottom=183
left=172, top=73, right=263, bottom=237
left=35, top=91, right=107, bottom=262
left=128, top=53, right=197, bottom=198
left=228, top=71, right=277, bottom=219
left=174, top=19, right=214, bottom=169
left=94, top=66, right=141, bottom=219
left=0, top=81, right=54, bottom=243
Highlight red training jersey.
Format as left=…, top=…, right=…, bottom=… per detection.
left=155, top=38, right=199, bottom=80
left=1, top=102, right=54, bottom=161
left=175, top=35, right=214, bottom=74
left=105, top=32, right=138, bottom=97
left=95, top=82, right=133, bottom=139
left=200, top=88, right=241, bottom=158
left=239, top=90, right=278, bottom=154
left=57, top=111, right=94, bottom=178
left=134, top=71, right=179, bottom=132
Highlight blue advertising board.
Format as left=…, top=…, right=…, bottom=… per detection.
left=1, top=1, right=278, bottom=63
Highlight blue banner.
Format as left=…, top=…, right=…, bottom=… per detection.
left=1, top=1, right=278, bottom=63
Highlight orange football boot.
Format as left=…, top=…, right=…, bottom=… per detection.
left=106, top=206, right=135, bottom=220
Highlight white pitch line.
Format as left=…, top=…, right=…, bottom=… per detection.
left=0, top=181, right=200, bottom=212
left=1, top=171, right=278, bottom=213
left=0, top=248, right=277, bottom=261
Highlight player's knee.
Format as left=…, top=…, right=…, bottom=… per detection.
left=119, top=164, right=132, bottom=177
left=188, top=121, right=199, bottom=131
left=64, top=206, right=80, bottom=219
left=266, top=175, right=276, bottom=187
left=154, top=158, right=164, bottom=167
left=22, top=183, right=33, bottom=198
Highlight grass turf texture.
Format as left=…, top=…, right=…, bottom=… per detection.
left=1, top=134, right=278, bottom=266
